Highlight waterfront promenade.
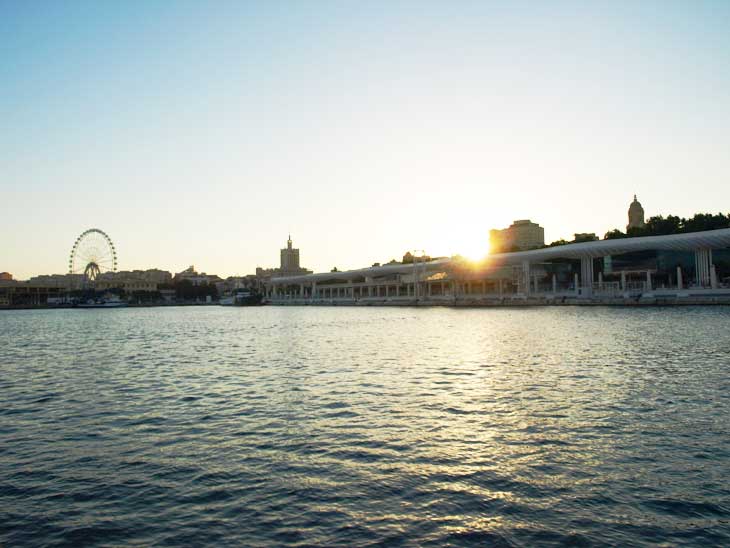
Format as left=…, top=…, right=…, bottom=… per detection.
left=266, top=228, right=730, bottom=307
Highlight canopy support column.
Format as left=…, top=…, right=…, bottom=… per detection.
left=580, top=257, right=594, bottom=297
left=695, top=249, right=711, bottom=287
left=522, top=261, right=531, bottom=295
left=677, top=266, right=683, bottom=290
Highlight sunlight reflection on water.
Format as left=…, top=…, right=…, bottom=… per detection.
left=1, top=306, right=729, bottom=546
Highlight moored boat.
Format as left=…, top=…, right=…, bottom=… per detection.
left=220, top=289, right=264, bottom=306
left=75, top=294, right=128, bottom=308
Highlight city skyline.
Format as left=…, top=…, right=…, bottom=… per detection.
left=4, top=193, right=726, bottom=281
left=3, top=2, right=730, bottom=279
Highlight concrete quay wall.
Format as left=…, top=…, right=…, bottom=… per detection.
left=268, top=291, right=730, bottom=307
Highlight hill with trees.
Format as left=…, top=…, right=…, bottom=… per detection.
left=604, top=212, right=730, bottom=240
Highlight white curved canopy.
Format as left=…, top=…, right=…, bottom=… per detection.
left=487, top=227, right=730, bottom=263
left=270, top=228, right=730, bottom=285
left=270, top=258, right=451, bottom=284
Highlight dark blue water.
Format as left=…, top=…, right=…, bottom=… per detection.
left=1, top=306, right=729, bottom=546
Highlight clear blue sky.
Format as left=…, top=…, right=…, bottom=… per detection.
left=2, top=1, right=730, bottom=279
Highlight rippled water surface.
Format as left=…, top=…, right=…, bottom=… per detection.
left=1, top=306, right=729, bottom=546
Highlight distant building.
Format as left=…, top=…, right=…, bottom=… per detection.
left=137, top=268, right=173, bottom=286
left=0, top=283, right=63, bottom=306
left=256, top=235, right=313, bottom=280
left=280, top=235, right=301, bottom=273
left=573, top=233, right=599, bottom=243
left=27, top=273, right=85, bottom=290
left=402, top=252, right=432, bottom=264
left=216, top=275, right=259, bottom=295
left=255, top=266, right=278, bottom=279
left=96, top=269, right=173, bottom=292
left=490, top=220, right=545, bottom=253
left=174, top=266, right=222, bottom=286
left=627, top=195, right=646, bottom=231
left=0, top=272, right=12, bottom=281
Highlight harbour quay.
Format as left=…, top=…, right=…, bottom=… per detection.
left=265, top=228, right=730, bottom=307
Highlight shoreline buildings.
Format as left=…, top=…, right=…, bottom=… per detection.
left=265, top=197, right=730, bottom=306
left=3, top=196, right=730, bottom=308
left=265, top=228, right=730, bottom=306
left=490, top=220, right=545, bottom=253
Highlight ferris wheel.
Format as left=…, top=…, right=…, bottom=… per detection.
left=69, top=228, right=118, bottom=281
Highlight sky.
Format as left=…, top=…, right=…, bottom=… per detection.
left=2, top=1, right=730, bottom=280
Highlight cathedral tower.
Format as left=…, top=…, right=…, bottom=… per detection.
left=627, top=195, right=645, bottom=231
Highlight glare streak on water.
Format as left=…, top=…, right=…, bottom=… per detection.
left=1, top=306, right=729, bottom=547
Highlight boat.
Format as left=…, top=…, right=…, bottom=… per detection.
left=220, top=289, right=264, bottom=306
left=75, top=294, right=128, bottom=308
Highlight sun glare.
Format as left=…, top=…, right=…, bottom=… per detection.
left=458, top=240, right=490, bottom=263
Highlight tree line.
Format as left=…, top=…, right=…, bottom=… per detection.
left=537, top=212, right=730, bottom=249
left=603, top=212, right=730, bottom=240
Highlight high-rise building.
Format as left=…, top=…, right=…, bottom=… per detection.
left=627, top=195, right=646, bottom=231
left=280, top=234, right=301, bottom=273
left=489, top=220, right=545, bottom=253
left=256, top=235, right=312, bottom=280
